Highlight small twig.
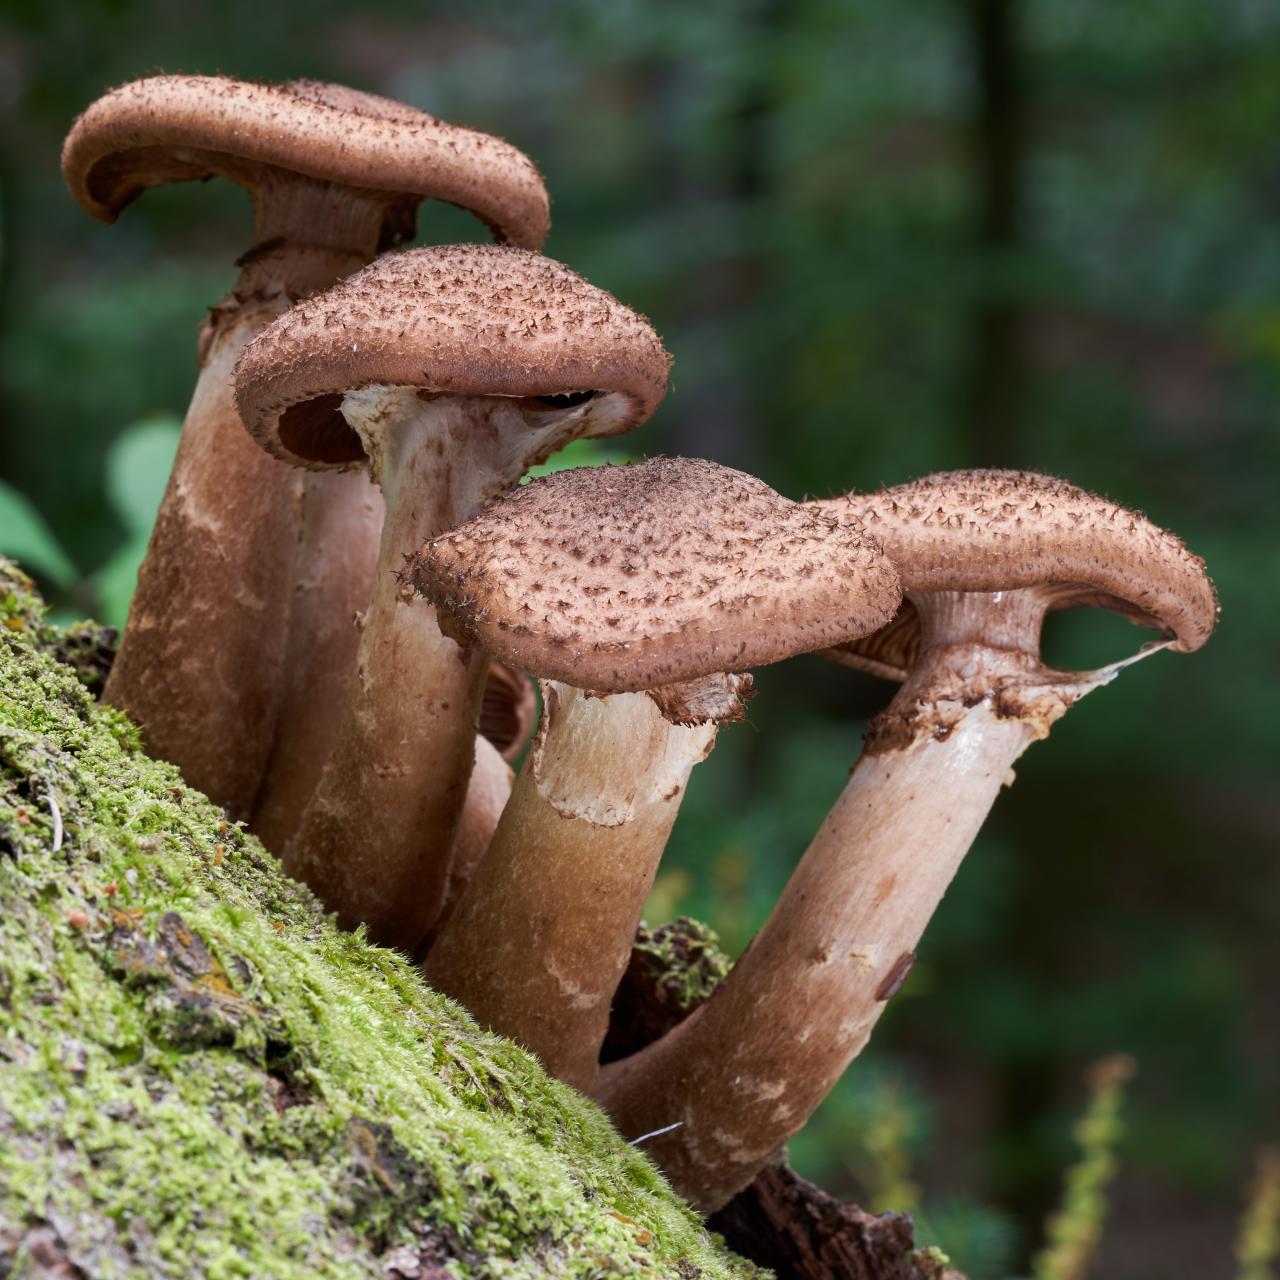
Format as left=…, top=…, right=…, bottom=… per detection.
left=46, top=788, right=63, bottom=853
left=629, top=1121, right=683, bottom=1147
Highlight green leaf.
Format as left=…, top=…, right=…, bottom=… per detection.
left=105, top=416, right=181, bottom=536
left=522, top=437, right=635, bottom=482
left=93, top=532, right=153, bottom=630
left=0, top=479, right=77, bottom=588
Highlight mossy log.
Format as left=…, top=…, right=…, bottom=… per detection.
left=0, top=559, right=962, bottom=1280
left=0, top=561, right=758, bottom=1280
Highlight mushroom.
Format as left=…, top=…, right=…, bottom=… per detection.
left=232, top=245, right=670, bottom=949
left=591, top=468, right=1218, bottom=1210
left=62, top=74, right=548, bottom=818
left=414, top=457, right=901, bottom=1089
left=252, top=475, right=514, bottom=931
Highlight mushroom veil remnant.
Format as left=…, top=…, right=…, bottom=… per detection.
left=234, top=244, right=670, bottom=949
left=415, top=456, right=901, bottom=1090
left=593, top=468, right=1217, bottom=1211
left=62, top=74, right=549, bottom=819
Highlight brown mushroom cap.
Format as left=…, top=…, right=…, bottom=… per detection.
left=414, top=456, right=903, bottom=691
left=61, top=74, right=549, bottom=250
left=819, top=469, right=1218, bottom=679
left=233, top=245, right=673, bottom=470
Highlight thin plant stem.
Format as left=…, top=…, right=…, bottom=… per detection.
left=1031, top=1053, right=1136, bottom=1280
left=1235, top=1147, right=1280, bottom=1280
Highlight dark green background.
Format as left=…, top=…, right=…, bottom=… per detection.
left=2, top=3, right=1276, bottom=1276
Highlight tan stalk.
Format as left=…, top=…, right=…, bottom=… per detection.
left=104, top=195, right=385, bottom=815
left=424, top=736, right=515, bottom=954
left=424, top=680, right=726, bottom=1090
left=250, top=467, right=384, bottom=851
left=282, top=387, right=612, bottom=949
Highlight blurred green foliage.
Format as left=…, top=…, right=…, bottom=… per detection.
left=94, top=416, right=179, bottom=626
left=1, top=2, right=1277, bottom=1277
left=1235, top=1148, right=1280, bottom=1280
left=1032, top=1055, right=1135, bottom=1280
left=0, top=416, right=178, bottom=626
left=0, top=475, right=75, bottom=588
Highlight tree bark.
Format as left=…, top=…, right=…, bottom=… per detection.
left=709, top=1166, right=958, bottom=1280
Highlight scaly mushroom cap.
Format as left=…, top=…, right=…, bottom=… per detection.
left=234, top=245, right=672, bottom=469
left=414, top=457, right=902, bottom=691
left=819, top=469, right=1218, bottom=679
left=62, top=74, right=549, bottom=250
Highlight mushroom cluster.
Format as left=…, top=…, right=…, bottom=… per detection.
left=64, top=75, right=1218, bottom=1215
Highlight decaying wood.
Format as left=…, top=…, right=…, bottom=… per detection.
left=609, top=918, right=965, bottom=1280
left=708, top=1165, right=959, bottom=1280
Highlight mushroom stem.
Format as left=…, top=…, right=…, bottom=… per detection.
left=103, top=181, right=391, bottom=817
left=424, top=680, right=721, bottom=1091
left=592, top=587, right=1142, bottom=1210
left=285, top=388, right=586, bottom=949
left=250, top=468, right=385, bottom=853
left=418, top=735, right=515, bottom=957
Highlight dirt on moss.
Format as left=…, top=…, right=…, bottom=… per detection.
left=0, top=560, right=761, bottom=1280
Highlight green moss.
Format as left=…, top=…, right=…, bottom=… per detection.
left=0, top=559, right=761, bottom=1280
left=43, top=618, right=118, bottom=697
left=633, top=918, right=731, bottom=1012
left=0, top=559, right=118, bottom=697
left=0, top=561, right=46, bottom=635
